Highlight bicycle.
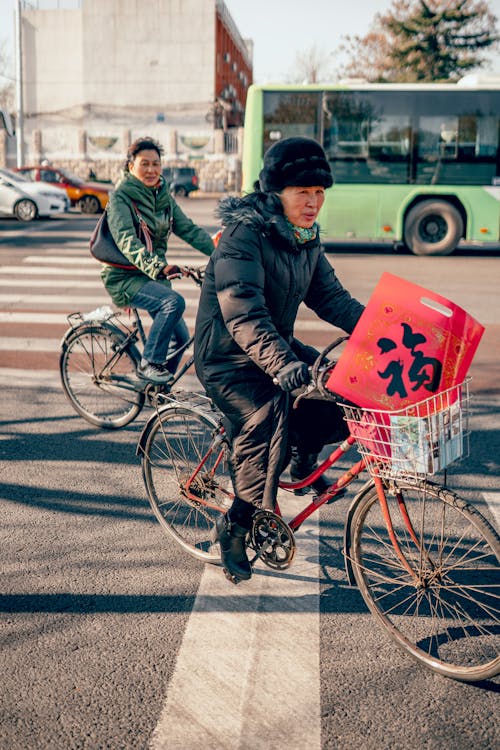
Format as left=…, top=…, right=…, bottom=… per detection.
left=136, top=338, right=500, bottom=683
left=59, top=266, right=204, bottom=429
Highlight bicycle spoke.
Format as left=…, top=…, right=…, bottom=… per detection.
left=60, top=325, right=143, bottom=428
left=141, top=407, right=232, bottom=562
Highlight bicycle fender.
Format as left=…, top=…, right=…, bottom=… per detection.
left=343, top=478, right=376, bottom=586
left=59, top=319, right=122, bottom=349
left=60, top=322, right=141, bottom=367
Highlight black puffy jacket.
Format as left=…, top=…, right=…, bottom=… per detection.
left=194, top=191, right=364, bottom=387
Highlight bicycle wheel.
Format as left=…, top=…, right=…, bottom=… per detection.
left=350, top=479, right=500, bottom=681
left=60, top=323, right=144, bottom=429
left=141, top=406, right=232, bottom=562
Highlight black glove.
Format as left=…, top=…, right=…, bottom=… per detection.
left=274, top=361, right=310, bottom=392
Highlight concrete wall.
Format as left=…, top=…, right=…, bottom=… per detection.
left=19, top=0, right=225, bottom=163
left=0, top=126, right=244, bottom=192
left=12, top=0, right=248, bottom=189
left=23, top=0, right=216, bottom=114
left=80, top=0, right=215, bottom=108
left=23, top=9, right=84, bottom=116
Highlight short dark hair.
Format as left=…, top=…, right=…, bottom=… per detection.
left=125, top=137, right=164, bottom=170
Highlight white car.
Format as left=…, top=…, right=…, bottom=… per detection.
left=0, top=167, right=69, bottom=221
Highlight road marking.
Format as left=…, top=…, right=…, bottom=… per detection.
left=20, top=254, right=205, bottom=265
left=0, top=337, right=60, bottom=351
left=150, top=500, right=321, bottom=750
left=0, top=279, right=104, bottom=288
left=0, top=312, right=80, bottom=324
left=0, top=293, right=109, bottom=306
left=0, top=367, right=60, bottom=386
left=0, top=336, right=196, bottom=356
left=0, top=367, right=201, bottom=390
left=0, top=219, right=57, bottom=238
left=0, top=266, right=100, bottom=276
left=482, top=492, right=500, bottom=529
left=22, top=256, right=97, bottom=265
left=0, top=278, right=203, bottom=292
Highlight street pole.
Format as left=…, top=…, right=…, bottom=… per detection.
left=15, top=0, right=24, bottom=167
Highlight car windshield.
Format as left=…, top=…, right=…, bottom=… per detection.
left=0, top=168, right=28, bottom=183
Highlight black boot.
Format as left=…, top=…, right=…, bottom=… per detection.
left=214, top=514, right=252, bottom=582
left=289, top=447, right=329, bottom=496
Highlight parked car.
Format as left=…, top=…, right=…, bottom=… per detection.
left=15, top=165, right=112, bottom=213
left=162, top=166, right=199, bottom=197
left=0, top=168, right=69, bottom=221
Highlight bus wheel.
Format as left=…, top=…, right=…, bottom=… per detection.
left=404, top=200, right=463, bottom=256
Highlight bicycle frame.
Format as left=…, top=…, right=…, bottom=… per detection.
left=177, top=418, right=436, bottom=584
left=63, top=266, right=205, bottom=395
left=128, top=306, right=195, bottom=382
left=137, top=354, right=499, bottom=680
left=181, top=424, right=366, bottom=505
left=63, top=306, right=197, bottom=397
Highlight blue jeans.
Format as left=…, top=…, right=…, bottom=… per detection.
left=130, top=280, right=189, bottom=371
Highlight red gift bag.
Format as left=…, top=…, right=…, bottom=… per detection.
left=326, top=273, right=484, bottom=411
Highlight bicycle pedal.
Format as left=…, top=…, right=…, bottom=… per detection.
left=292, top=487, right=309, bottom=496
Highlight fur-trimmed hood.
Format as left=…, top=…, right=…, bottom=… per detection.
left=216, top=191, right=305, bottom=252
left=195, top=186, right=364, bottom=393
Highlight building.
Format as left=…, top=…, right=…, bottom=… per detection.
left=11, top=0, right=253, bottom=188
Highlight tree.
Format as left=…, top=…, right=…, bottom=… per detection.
left=286, top=44, right=334, bottom=84
left=339, top=0, right=499, bottom=82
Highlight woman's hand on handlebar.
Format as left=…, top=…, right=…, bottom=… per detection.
left=179, top=266, right=206, bottom=285
left=273, top=361, right=311, bottom=392
left=161, top=265, right=206, bottom=283
left=162, top=264, right=183, bottom=280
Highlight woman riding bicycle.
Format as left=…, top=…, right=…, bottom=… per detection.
left=102, top=137, right=214, bottom=384
left=194, top=137, right=365, bottom=582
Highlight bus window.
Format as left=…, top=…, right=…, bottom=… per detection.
left=324, top=92, right=411, bottom=184
left=324, top=92, right=370, bottom=159
left=263, top=91, right=321, bottom=153
left=416, top=113, right=500, bottom=185
left=476, top=116, right=498, bottom=157
left=368, top=116, right=411, bottom=159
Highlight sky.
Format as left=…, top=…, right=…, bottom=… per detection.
left=1, top=0, right=500, bottom=86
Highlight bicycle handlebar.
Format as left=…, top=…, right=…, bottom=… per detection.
left=179, top=266, right=206, bottom=285
left=272, top=335, right=349, bottom=405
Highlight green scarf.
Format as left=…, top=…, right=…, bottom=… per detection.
left=285, top=217, right=318, bottom=244
left=115, top=171, right=172, bottom=242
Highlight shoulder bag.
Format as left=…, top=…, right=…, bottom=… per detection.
left=90, top=202, right=153, bottom=269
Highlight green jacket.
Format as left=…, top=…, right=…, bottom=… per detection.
left=101, top=171, right=214, bottom=307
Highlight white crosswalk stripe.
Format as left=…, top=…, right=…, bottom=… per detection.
left=0, top=247, right=334, bottom=369
left=0, top=244, right=209, bottom=377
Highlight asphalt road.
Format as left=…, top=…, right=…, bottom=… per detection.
left=0, top=203, right=499, bottom=750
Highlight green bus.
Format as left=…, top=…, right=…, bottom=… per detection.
left=241, top=79, right=500, bottom=255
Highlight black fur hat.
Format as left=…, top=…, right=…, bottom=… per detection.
left=259, top=137, right=333, bottom=193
